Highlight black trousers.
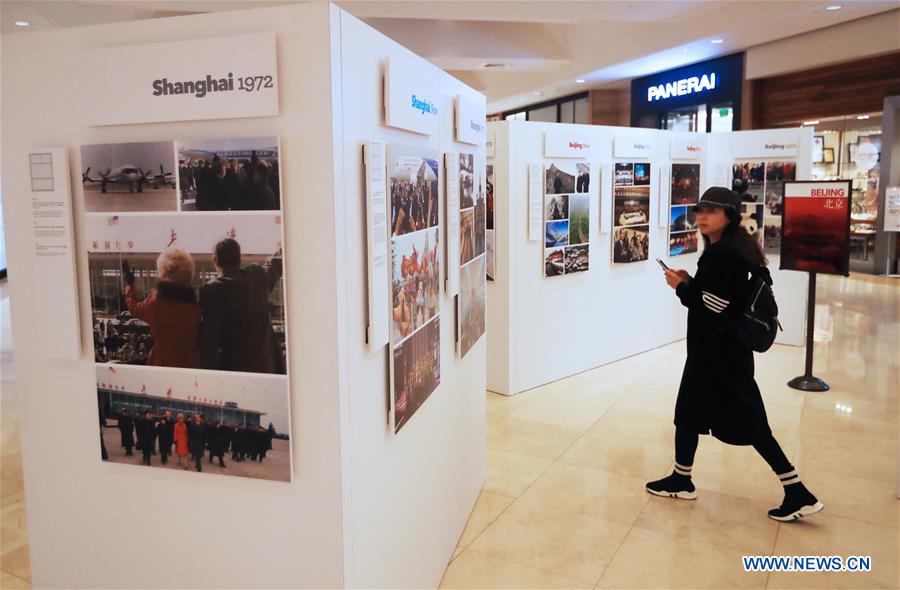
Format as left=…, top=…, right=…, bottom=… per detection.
left=160, top=450, right=169, bottom=464
left=193, top=452, right=202, bottom=472
left=142, top=449, right=152, bottom=466
left=675, top=427, right=793, bottom=475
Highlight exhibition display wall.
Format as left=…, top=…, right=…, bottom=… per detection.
left=1, top=4, right=485, bottom=588
left=487, top=121, right=812, bottom=395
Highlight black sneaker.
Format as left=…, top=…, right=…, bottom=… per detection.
left=645, top=472, right=697, bottom=500
left=768, top=482, right=823, bottom=521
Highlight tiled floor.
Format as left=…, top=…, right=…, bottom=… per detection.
left=1, top=275, right=898, bottom=589
left=441, top=273, right=899, bottom=590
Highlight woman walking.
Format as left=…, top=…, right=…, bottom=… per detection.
left=646, top=187, right=823, bottom=522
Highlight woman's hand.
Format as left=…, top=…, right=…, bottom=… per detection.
left=664, top=269, right=691, bottom=290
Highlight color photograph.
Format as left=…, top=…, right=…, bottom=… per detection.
left=96, top=364, right=291, bottom=482
left=782, top=189, right=850, bottom=275
left=741, top=203, right=764, bottom=244
left=633, top=162, right=651, bottom=186
left=669, top=205, right=697, bottom=232
left=473, top=190, right=486, bottom=258
left=545, top=219, right=569, bottom=248
left=612, top=225, right=650, bottom=263
left=671, top=163, right=700, bottom=205
left=81, top=141, right=178, bottom=213
left=460, top=209, right=476, bottom=265
left=544, top=247, right=564, bottom=277
left=576, top=163, right=590, bottom=193
left=392, top=316, right=441, bottom=434
left=764, top=215, right=782, bottom=254
left=486, top=162, right=494, bottom=231
left=176, top=137, right=281, bottom=212
left=485, top=229, right=495, bottom=281
left=545, top=195, right=569, bottom=221
left=764, top=161, right=796, bottom=217
left=568, top=194, right=590, bottom=246
left=564, top=245, right=589, bottom=274
left=459, top=153, right=475, bottom=209
left=614, top=162, right=634, bottom=186
left=732, top=161, right=765, bottom=203
left=614, top=195, right=650, bottom=227
left=86, top=213, right=287, bottom=375
left=458, top=254, right=486, bottom=358
left=545, top=162, right=576, bottom=195
left=389, top=148, right=440, bottom=238
left=668, top=230, right=698, bottom=257
left=391, top=226, right=440, bottom=343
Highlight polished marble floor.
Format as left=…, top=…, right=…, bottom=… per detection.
left=1, top=275, right=898, bottom=589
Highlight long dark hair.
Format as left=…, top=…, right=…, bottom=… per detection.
left=701, top=208, right=768, bottom=267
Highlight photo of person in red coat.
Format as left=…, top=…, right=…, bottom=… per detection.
left=122, top=248, right=201, bottom=369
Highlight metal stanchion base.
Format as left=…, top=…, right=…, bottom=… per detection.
left=788, top=375, right=830, bottom=392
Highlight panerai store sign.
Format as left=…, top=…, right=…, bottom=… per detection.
left=545, top=133, right=593, bottom=158
left=456, top=95, right=486, bottom=145
left=385, top=54, right=441, bottom=136
left=81, top=33, right=279, bottom=126
left=647, top=73, right=716, bottom=102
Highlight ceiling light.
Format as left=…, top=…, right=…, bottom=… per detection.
left=710, top=38, right=724, bottom=44
left=481, top=63, right=508, bottom=69
left=532, top=91, right=542, bottom=96
left=14, top=20, right=29, bottom=27
left=803, top=120, right=820, bottom=126
left=575, top=79, right=586, bottom=84
left=857, top=114, right=870, bottom=120
left=826, top=4, right=842, bottom=10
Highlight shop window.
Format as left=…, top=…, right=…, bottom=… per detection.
left=560, top=101, right=574, bottom=124
left=711, top=105, right=734, bottom=132
left=505, top=111, right=525, bottom=121
left=528, top=104, right=557, bottom=123
left=574, top=97, right=589, bottom=124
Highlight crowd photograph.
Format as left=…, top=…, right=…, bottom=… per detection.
left=459, top=153, right=475, bottom=209
left=613, top=225, right=650, bottom=263
left=176, top=137, right=281, bottom=211
left=391, top=226, right=440, bottom=343
left=87, top=213, right=288, bottom=375
left=670, top=163, right=700, bottom=204
left=96, top=366, right=291, bottom=482
left=390, top=151, right=440, bottom=238
left=732, top=161, right=765, bottom=202
left=458, top=255, right=486, bottom=358
left=81, top=141, right=178, bottom=213
left=392, top=316, right=441, bottom=433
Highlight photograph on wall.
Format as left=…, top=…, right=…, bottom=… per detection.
left=388, top=145, right=441, bottom=434
left=459, top=153, right=475, bottom=209
left=669, top=230, right=698, bottom=256
left=611, top=161, right=651, bottom=263
left=741, top=203, right=764, bottom=244
left=545, top=194, right=569, bottom=220
left=732, top=161, right=765, bottom=203
left=545, top=161, right=577, bottom=195
left=568, top=194, right=590, bottom=248
left=486, top=161, right=495, bottom=281
left=458, top=254, right=486, bottom=358
left=576, top=163, right=590, bottom=194
left=669, top=205, right=697, bottom=233
left=781, top=182, right=851, bottom=276
left=86, top=213, right=287, bottom=375
left=392, top=316, right=441, bottom=434
left=764, top=215, right=782, bottom=253
left=96, top=364, right=291, bottom=482
left=544, top=247, right=564, bottom=277
left=81, top=141, right=178, bottom=213
left=613, top=225, right=650, bottom=263
left=763, top=161, right=796, bottom=254
left=545, top=220, right=569, bottom=248
left=176, top=137, right=281, bottom=212
left=670, top=163, right=700, bottom=205
left=564, top=244, right=589, bottom=274
left=459, top=152, right=485, bottom=268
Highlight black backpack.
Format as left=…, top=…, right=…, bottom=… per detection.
left=728, top=266, right=782, bottom=353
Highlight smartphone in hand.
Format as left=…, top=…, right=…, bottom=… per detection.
left=656, top=258, right=670, bottom=271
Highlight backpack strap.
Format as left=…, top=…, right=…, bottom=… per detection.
left=749, top=265, right=773, bottom=286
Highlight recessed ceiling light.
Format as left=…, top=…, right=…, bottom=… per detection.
left=14, top=20, right=29, bottom=27
left=575, top=79, right=586, bottom=84
left=711, top=38, right=724, bottom=44
left=481, top=63, right=508, bottom=69
left=532, top=91, right=542, bottom=96
left=803, top=120, right=820, bottom=126
left=826, top=4, right=842, bottom=10
left=857, top=114, right=870, bottom=120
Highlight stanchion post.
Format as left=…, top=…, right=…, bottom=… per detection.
left=787, top=271, right=829, bottom=392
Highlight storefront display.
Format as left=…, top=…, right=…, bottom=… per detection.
left=388, top=145, right=442, bottom=433
left=544, top=161, right=590, bottom=275
left=83, top=136, right=292, bottom=481
left=612, top=162, right=650, bottom=263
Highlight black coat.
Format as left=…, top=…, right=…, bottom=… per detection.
left=136, top=418, right=157, bottom=450
left=208, top=425, right=230, bottom=455
left=117, top=414, right=135, bottom=446
left=187, top=421, right=209, bottom=455
left=197, top=255, right=284, bottom=374
left=156, top=421, right=174, bottom=450
left=673, top=240, right=772, bottom=445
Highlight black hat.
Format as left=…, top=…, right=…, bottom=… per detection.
left=692, top=186, right=742, bottom=212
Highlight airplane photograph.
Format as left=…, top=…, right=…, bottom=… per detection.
left=80, top=140, right=178, bottom=212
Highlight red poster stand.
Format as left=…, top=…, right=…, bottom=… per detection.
left=780, top=180, right=852, bottom=392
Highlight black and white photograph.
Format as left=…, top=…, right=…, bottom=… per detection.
left=96, top=365, right=291, bottom=482
left=392, top=316, right=441, bottom=434
left=81, top=141, right=178, bottom=213
left=564, top=244, right=589, bottom=274
left=545, top=195, right=569, bottom=221
left=671, top=163, right=700, bottom=205
left=545, top=162, right=576, bottom=195
left=176, top=137, right=281, bottom=211
left=458, top=255, right=486, bottom=358
left=390, top=150, right=440, bottom=238
left=613, top=225, right=650, bottom=263
left=741, top=203, right=764, bottom=244
left=576, top=163, right=590, bottom=194
left=459, top=153, right=475, bottom=209
left=86, top=213, right=287, bottom=375
left=391, top=226, right=440, bottom=344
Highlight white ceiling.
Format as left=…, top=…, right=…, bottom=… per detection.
left=2, top=0, right=897, bottom=113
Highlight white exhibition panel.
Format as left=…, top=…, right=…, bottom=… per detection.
left=338, top=11, right=486, bottom=589
left=384, top=52, right=441, bottom=136
left=0, top=4, right=483, bottom=588
left=81, top=33, right=279, bottom=126
left=488, top=121, right=811, bottom=396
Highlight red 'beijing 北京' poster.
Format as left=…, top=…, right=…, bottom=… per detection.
left=780, top=181, right=852, bottom=276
